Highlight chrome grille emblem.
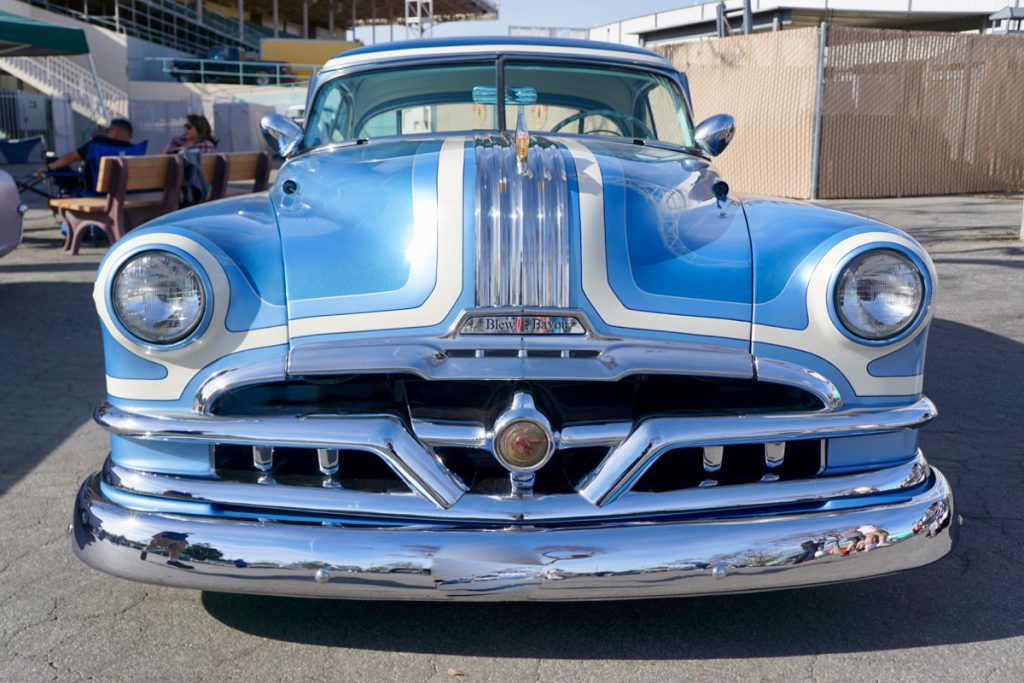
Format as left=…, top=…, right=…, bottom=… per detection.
left=459, top=313, right=586, bottom=335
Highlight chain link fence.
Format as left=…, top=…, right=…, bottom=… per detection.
left=657, top=27, right=1024, bottom=199
left=820, top=27, right=1024, bottom=198
left=657, top=29, right=819, bottom=199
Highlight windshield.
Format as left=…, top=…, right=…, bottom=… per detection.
left=303, top=60, right=694, bottom=149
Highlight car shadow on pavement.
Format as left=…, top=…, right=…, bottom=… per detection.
left=201, top=317, right=1023, bottom=658
left=0, top=280, right=104, bottom=497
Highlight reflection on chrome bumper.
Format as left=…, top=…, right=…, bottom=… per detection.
left=72, top=469, right=957, bottom=601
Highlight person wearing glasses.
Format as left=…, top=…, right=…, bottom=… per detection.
left=163, top=114, right=217, bottom=154
left=34, top=118, right=135, bottom=178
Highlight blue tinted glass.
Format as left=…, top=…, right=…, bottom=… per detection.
left=304, top=63, right=496, bottom=147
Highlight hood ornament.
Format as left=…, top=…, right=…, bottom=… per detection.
left=509, top=86, right=537, bottom=175
left=515, top=107, right=530, bottom=174
left=470, top=85, right=535, bottom=174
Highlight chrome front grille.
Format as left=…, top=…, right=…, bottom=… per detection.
left=97, top=378, right=936, bottom=521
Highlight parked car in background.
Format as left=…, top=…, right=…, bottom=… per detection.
left=73, top=37, right=956, bottom=601
left=0, top=170, right=27, bottom=257
left=169, top=46, right=296, bottom=86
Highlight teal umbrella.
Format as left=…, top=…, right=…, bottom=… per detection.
left=0, top=9, right=89, bottom=57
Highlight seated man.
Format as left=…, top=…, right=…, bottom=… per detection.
left=35, top=118, right=136, bottom=183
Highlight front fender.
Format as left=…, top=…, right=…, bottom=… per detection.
left=744, top=197, right=935, bottom=405
left=93, top=194, right=289, bottom=408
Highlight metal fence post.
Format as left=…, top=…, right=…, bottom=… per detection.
left=809, top=22, right=828, bottom=200
left=86, top=54, right=110, bottom=125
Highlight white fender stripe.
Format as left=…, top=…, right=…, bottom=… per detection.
left=564, top=139, right=751, bottom=342
left=565, top=139, right=933, bottom=397
left=95, top=234, right=288, bottom=401
left=288, top=136, right=466, bottom=338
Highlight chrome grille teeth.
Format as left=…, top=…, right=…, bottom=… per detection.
left=253, top=445, right=275, bottom=484
left=253, top=446, right=274, bottom=472
left=700, top=446, right=724, bottom=487
left=762, top=442, right=786, bottom=482
left=317, top=448, right=341, bottom=488
left=317, top=448, right=340, bottom=476
left=765, top=442, right=786, bottom=468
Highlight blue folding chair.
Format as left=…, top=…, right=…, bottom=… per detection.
left=81, top=141, right=148, bottom=196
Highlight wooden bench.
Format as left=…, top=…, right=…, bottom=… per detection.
left=50, top=155, right=183, bottom=255
left=210, top=151, right=271, bottom=200
left=49, top=150, right=273, bottom=255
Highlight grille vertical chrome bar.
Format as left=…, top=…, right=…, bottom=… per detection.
left=317, top=448, right=339, bottom=476
left=253, top=446, right=273, bottom=472
left=700, top=446, right=723, bottom=487
left=702, top=446, right=723, bottom=472
left=765, top=442, right=785, bottom=468
left=762, top=442, right=785, bottom=482
left=474, top=136, right=569, bottom=307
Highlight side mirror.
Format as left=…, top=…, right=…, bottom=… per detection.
left=260, top=112, right=303, bottom=157
left=693, top=114, right=735, bottom=157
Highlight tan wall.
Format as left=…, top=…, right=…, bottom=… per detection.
left=260, top=39, right=362, bottom=77
left=657, top=29, right=820, bottom=199
left=819, top=27, right=1024, bottom=198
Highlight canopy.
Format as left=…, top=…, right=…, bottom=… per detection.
left=0, top=10, right=89, bottom=57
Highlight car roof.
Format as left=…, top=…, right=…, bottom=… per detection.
left=322, top=36, right=673, bottom=72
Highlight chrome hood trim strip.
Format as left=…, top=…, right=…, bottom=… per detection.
left=475, top=136, right=570, bottom=307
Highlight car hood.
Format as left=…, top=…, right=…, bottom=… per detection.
left=271, top=135, right=752, bottom=353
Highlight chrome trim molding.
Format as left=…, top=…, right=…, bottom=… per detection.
left=411, top=419, right=632, bottom=452
left=95, top=403, right=467, bottom=509
left=578, top=397, right=937, bottom=507
left=74, top=467, right=955, bottom=601
left=475, top=137, right=570, bottom=308
left=287, top=334, right=758, bottom=385
left=193, top=356, right=287, bottom=415
left=104, top=452, right=932, bottom=523
left=754, top=357, right=843, bottom=410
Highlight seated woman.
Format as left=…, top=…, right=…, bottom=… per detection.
left=163, top=114, right=217, bottom=154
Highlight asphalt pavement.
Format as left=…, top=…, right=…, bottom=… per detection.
left=1, top=187, right=1022, bottom=682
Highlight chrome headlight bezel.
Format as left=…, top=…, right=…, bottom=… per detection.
left=831, top=247, right=929, bottom=344
left=110, top=249, right=210, bottom=347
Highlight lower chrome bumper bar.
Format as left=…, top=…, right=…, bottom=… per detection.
left=73, top=468, right=956, bottom=601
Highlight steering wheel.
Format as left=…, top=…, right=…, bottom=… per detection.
left=550, top=109, right=655, bottom=139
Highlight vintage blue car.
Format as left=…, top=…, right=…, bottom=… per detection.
left=73, top=37, right=955, bottom=600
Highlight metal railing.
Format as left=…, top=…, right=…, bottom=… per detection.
left=0, top=55, right=128, bottom=122
left=145, top=57, right=320, bottom=87
left=22, top=0, right=293, bottom=54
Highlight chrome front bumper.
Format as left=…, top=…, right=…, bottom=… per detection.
left=72, top=467, right=956, bottom=601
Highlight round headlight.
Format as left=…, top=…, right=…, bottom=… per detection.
left=112, top=251, right=206, bottom=344
left=835, top=249, right=924, bottom=341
